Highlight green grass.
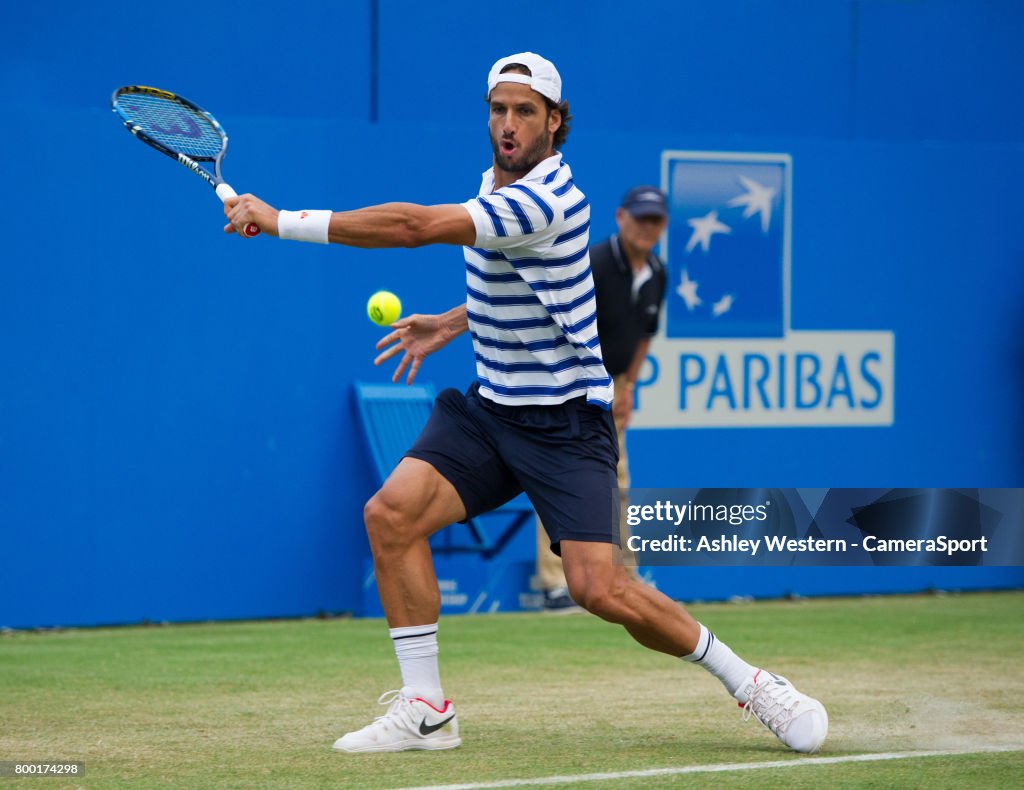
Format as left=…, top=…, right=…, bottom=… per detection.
left=1, top=591, right=1022, bottom=789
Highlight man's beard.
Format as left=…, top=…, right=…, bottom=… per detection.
left=491, top=129, right=552, bottom=175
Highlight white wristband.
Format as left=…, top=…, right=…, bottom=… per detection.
left=278, top=209, right=332, bottom=244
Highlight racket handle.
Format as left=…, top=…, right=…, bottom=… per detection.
left=216, top=183, right=261, bottom=238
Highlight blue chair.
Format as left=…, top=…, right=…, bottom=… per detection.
left=353, top=382, right=533, bottom=559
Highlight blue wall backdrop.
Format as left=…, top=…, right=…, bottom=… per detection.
left=2, top=1, right=1022, bottom=627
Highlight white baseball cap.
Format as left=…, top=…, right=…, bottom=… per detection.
left=487, top=52, right=562, bottom=104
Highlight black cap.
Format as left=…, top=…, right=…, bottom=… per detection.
left=621, top=186, right=668, bottom=218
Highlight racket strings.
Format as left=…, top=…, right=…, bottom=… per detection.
left=116, top=92, right=224, bottom=159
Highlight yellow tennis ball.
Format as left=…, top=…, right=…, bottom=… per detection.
left=367, top=290, right=402, bottom=326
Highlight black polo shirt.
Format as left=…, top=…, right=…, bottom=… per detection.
left=590, top=235, right=667, bottom=377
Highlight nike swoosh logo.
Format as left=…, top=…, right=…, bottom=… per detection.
left=419, top=714, right=455, bottom=736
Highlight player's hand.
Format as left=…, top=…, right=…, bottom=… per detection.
left=223, top=194, right=279, bottom=237
left=613, top=384, right=634, bottom=428
left=373, top=314, right=453, bottom=384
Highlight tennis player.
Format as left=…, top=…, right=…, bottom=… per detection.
left=223, top=52, right=828, bottom=755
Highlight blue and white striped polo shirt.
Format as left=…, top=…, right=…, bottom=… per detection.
left=461, top=153, right=613, bottom=409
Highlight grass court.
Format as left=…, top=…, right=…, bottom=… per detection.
left=2, top=591, right=1022, bottom=788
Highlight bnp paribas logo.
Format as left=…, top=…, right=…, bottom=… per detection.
left=632, top=151, right=894, bottom=428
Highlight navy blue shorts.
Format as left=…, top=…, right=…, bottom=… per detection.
left=405, top=383, right=620, bottom=554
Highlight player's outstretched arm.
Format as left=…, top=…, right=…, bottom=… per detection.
left=328, top=203, right=476, bottom=248
left=223, top=195, right=476, bottom=248
left=374, top=305, right=469, bottom=384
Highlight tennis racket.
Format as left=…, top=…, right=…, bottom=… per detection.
left=111, top=85, right=260, bottom=237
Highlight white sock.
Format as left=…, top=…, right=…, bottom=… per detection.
left=681, top=623, right=757, bottom=701
left=390, top=623, right=444, bottom=708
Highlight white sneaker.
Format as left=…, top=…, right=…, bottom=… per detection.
left=332, top=690, right=461, bottom=753
left=736, top=669, right=828, bottom=753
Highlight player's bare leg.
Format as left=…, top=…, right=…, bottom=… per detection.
left=363, top=457, right=467, bottom=627
left=334, top=457, right=466, bottom=753
left=560, top=540, right=700, bottom=653
left=560, top=540, right=828, bottom=753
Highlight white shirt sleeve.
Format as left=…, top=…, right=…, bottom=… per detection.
left=461, top=184, right=558, bottom=250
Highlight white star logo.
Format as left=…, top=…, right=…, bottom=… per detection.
left=712, top=294, right=735, bottom=317
left=685, top=210, right=731, bottom=253
left=676, top=268, right=701, bottom=311
left=726, top=175, right=776, bottom=233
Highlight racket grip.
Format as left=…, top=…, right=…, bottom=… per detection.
left=216, top=183, right=261, bottom=238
